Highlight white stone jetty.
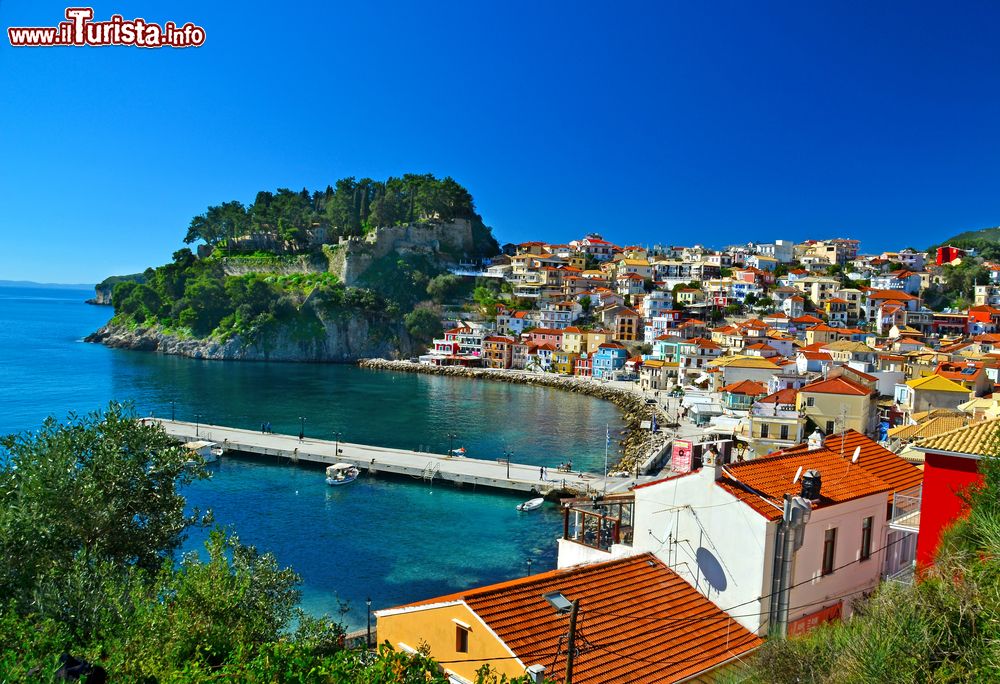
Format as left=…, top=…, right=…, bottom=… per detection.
left=151, top=419, right=645, bottom=496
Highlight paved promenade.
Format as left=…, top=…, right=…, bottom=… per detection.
left=153, top=419, right=644, bottom=496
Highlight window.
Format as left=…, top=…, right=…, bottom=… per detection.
left=760, top=423, right=769, bottom=438
left=455, top=625, right=469, bottom=653
left=806, top=397, right=815, bottom=407
left=780, top=424, right=789, bottom=441
left=822, top=528, right=837, bottom=576
left=826, top=420, right=835, bottom=434
left=860, top=516, right=873, bottom=561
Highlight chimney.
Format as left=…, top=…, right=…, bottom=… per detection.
left=800, top=469, right=822, bottom=501
left=807, top=430, right=824, bottom=450
left=701, top=442, right=725, bottom=481
left=526, top=665, right=546, bottom=683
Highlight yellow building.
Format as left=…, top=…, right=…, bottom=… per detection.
left=561, top=326, right=585, bottom=354
left=552, top=350, right=579, bottom=375
left=375, top=554, right=761, bottom=684
left=584, top=329, right=613, bottom=354
left=797, top=374, right=878, bottom=436
left=897, top=374, right=971, bottom=414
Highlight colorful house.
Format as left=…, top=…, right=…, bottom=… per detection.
left=911, top=419, right=997, bottom=565
left=592, top=342, right=628, bottom=380
left=375, top=554, right=762, bottom=684
left=481, top=335, right=515, bottom=369
left=552, top=350, right=579, bottom=375
left=797, top=374, right=878, bottom=436
left=721, top=379, right=768, bottom=413
left=894, top=374, right=971, bottom=416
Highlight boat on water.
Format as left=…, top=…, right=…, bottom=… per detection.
left=516, top=497, right=545, bottom=512
left=326, top=462, right=360, bottom=486
left=183, top=440, right=219, bottom=466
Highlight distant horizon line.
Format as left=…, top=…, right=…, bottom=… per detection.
left=0, top=279, right=95, bottom=289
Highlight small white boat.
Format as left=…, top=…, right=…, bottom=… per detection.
left=326, top=462, right=360, bottom=486
left=516, top=497, right=545, bottom=512
left=183, top=440, right=218, bottom=466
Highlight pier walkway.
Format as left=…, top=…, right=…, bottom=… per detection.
left=152, top=419, right=644, bottom=496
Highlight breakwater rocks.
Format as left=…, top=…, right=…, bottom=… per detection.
left=358, top=359, right=667, bottom=470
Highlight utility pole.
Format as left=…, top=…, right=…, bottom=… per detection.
left=565, top=599, right=580, bottom=684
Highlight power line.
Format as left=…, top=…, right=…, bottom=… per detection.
left=573, top=532, right=912, bottom=625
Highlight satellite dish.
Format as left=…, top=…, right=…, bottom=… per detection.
left=851, top=446, right=861, bottom=463
left=792, top=466, right=803, bottom=484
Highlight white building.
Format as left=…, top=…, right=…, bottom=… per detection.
left=558, top=431, right=922, bottom=636
left=755, top=239, right=795, bottom=263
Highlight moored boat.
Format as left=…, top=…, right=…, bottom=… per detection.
left=183, top=439, right=219, bottom=466
left=326, top=462, right=360, bottom=486
left=516, top=497, right=545, bottom=512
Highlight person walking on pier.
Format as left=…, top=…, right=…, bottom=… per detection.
left=539, top=467, right=544, bottom=480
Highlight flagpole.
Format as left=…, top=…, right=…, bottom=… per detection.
left=604, top=423, right=609, bottom=496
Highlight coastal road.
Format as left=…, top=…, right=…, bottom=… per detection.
left=152, top=419, right=645, bottom=496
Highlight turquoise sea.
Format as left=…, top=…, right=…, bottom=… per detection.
left=0, top=286, right=624, bottom=628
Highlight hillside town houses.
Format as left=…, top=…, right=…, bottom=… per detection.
left=379, top=232, right=1000, bottom=678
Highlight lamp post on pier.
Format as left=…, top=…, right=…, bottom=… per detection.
left=170, top=400, right=175, bottom=421
left=503, top=447, right=512, bottom=479
left=333, top=431, right=343, bottom=457
left=298, top=416, right=306, bottom=442
left=194, top=413, right=202, bottom=437
left=446, top=433, right=457, bottom=457
left=366, top=597, right=372, bottom=648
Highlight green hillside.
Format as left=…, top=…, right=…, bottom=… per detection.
left=933, top=225, right=1000, bottom=250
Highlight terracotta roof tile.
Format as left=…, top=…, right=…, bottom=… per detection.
left=718, top=448, right=892, bottom=520
left=721, top=379, right=768, bottom=395
left=463, top=554, right=762, bottom=683
left=916, top=418, right=1000, bottom=458
left=800, top=376, right=872, bottom=396
left=822, top=431, right=922, bottom=497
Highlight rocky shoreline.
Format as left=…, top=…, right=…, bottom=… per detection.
left=358, top=358, right=668, bottom=472
left=85, top=320, right=414, bottom=362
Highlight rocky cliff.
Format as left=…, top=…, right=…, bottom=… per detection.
left=87, top=315, right=416, bottom=362
left=87, top=273, right=146, bottom=306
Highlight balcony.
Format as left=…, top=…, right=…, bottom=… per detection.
left=889, top=484, right=921, bottom=532
left=562, top=496, right=634, bottom=553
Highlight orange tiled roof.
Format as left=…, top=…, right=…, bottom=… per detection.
left=718, top=448, right=892, bottom=520
left=916, top=417, right=1000, bottom=458
left=822, top=430, right=923, bottom=497
left=800, top=376, right=872, bottom=396
left=866, top=289, right=918, bottom=301
left=392, top=553, right=762, bottom=683
left=721, top=379, right=768, bottom=395
left=758, top=387, right=798, bottom=404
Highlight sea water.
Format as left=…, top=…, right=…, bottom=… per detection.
left=0, top=286, right=624, bottom=628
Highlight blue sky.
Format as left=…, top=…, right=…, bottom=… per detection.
left=1, top=1, right=999, bottom=283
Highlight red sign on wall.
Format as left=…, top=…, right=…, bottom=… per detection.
left=672, top=439, right=693, bottom=473
left=787, top=602, right=842, bottom=637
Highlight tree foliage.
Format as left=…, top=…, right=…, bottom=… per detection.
left=404, top=306, right=443, bottom=344
left=181, top=175, right=499, bottom=258
left=0, top=407, right=546, bottom=682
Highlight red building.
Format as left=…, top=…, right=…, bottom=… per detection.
left=936, top=245, right=966, bottom=266
left=911, top=420, right=994, bottom=565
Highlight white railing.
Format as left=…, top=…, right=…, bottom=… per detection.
left=890, top=484, right=921, bottom=532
